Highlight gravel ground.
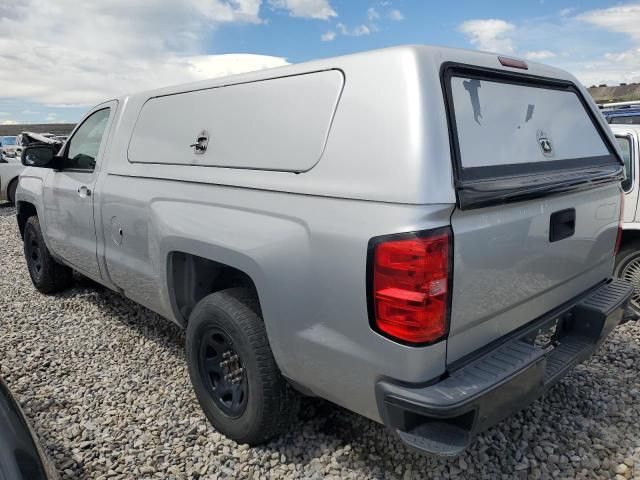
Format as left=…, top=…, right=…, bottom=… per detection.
left=2, top=201, right=640, bottom=479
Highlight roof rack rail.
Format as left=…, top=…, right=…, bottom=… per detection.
left=600, top=100, right=640, bottom=111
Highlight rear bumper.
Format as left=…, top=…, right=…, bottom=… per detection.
left=376, top=278, right=633, bottom=457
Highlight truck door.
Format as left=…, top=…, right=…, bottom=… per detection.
left=43, top=103, right=115, bottom=279
left=613, top=132, right=639, bottom=222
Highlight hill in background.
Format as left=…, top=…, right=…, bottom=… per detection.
left=588, top=84, right=640, bottom=104
left=0, top=123, right=75, bottom=137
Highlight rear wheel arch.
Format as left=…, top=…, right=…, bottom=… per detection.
left=167, top=251, right=263, bottom=326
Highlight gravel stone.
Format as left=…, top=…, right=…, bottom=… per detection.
left=2, top=201, right=640, bottom=479
left=615, top=463, right=629, bottom=475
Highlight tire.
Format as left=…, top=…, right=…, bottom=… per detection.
left=186, top=288, right=299, bottom=445
left=614, top=242, right=640, bottom=319
left=7, top=178, right=17, bottom=205
left=23, top=216, right=73, bottom=294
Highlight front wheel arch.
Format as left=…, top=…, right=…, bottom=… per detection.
left=16, top=201, right=38, bottom=239
left=6, top=177, right=18, bottom=204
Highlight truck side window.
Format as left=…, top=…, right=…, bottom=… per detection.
left=616, top=135, right=633, bottom=192
left=64, top=108, right=111, bottom=172
left=610, top=115, right=640, bottom=125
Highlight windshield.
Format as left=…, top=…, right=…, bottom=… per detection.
left=448, top=73, right=616, bottom=181
left=1, top=136, right=16, bottom=146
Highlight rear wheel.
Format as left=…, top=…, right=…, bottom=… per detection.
left=614, top=242, right=640, bottom=319
left=186, top=288, right=299, bottom=445
left=7, top=178, right=17, bottom=205
left=23, top=216, right=73, bottom=294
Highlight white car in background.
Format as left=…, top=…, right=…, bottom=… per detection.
left=0, top=136, right=18, bottom=161
left=1, top=132, right=62, bottom=205
left=0, top=156, right=24, bottom=205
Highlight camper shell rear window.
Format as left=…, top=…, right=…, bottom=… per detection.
left=442, top=65, right=620, bottom=185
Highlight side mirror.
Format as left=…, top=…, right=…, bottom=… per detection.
left=21, top=146, right=57, bottom=168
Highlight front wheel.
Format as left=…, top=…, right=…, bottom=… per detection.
left=614, top=243, right=640, bottom=319
left=186, top=288, right=299, bottom=445
left=23, top=216, right=73, bottom=294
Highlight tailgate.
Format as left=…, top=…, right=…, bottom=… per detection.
left=443, top=65, right=624, bottom=363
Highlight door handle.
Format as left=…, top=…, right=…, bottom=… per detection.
left=77, top=186, right=92, bottom=198
left=549, top=208, right=575, bottom=242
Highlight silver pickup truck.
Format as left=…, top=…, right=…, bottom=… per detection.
left=15, top=45, right=633, bottom=456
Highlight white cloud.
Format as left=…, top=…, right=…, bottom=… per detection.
left=269, top=0, right=336, bottom=19
left=388, top=9, right=403, bottom=21
left=1, top=120, right=18, bottom=125
left=337, top=23, right=371, bottom=37
left=458, top=6, right=640, bottom=86
left=524, top=50, right=556, bottom=60
left=0, top=112, right=9, bottom=116
left=321, top=30, right=337, bottom=41
left=0, top=0, right=289, bottom=106
left=565, top=48, right=640, bottom=86
left=570, top=3, right=640, bottom=85
left=578, top=4, right=640, bottom=40
left=352, top=24, right=371, bottom=36
left=367, top=7, right=380, bottom=22
left=458, top=19, right=516, bottom=53
left=320, top=3, right=398, bottom=41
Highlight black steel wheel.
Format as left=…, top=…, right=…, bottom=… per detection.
left=23, top=216, right=73, bottom=294
left=24, top=228, right=44, bottom=283
left=198, top=327, right=248, bottom=418
left=186, top=288, right=299, bottom=445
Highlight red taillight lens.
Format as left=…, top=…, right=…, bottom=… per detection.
left=615, top=189, right=624, bottom=256
left=370, top=229, right=451, bottom=345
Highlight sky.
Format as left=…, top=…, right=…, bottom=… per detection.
left=1, top=0, right=640, bottom=125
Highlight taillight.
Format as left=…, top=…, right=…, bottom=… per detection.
left=615, top=189, right=624, bottom=256
left=368, top=228, right=452, bottom=345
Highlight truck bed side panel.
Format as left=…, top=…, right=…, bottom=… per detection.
left=99, top=173, right=453, bottom=422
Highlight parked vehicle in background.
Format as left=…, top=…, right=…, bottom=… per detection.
left=609, top=124, right=640, bottom=317
left=0, top=376, right=57, bottom=479
left=600, top=101, right=640, bottom=125
left=0, top=135, right=18, bottom=162
left=0, top=158, right=25, bottom=204
left=1, top=133, right=62, bottom=205
left=15, top=45, right=633, bottom=457
left=14, top=132, right=62, bottom=161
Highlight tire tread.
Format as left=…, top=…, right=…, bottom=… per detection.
left=187, top=288, right=299, bottom=445
left=24, top=216, right=73, bottom=294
